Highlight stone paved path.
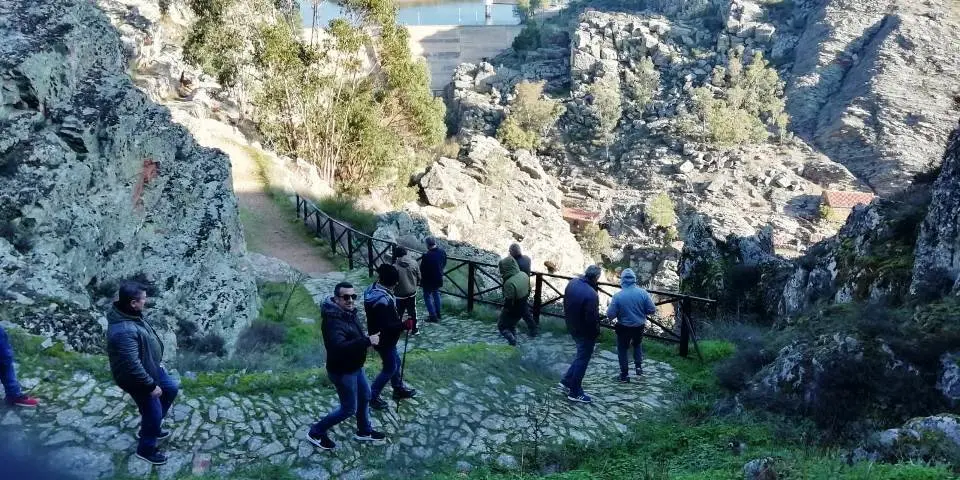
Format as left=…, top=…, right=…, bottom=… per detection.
left=3, top=271, right=677, bottom=479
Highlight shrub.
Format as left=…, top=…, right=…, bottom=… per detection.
left=625, top=56, right=660, bottom=110
left=316, top=195, right=379, bottom=234
left=496, top=81, right=564, bottom=150
left=587, top=73, right=622, bottom=144
left=512, top=20, right=542, bottom=51
left=646, top=193, right=677, bottom=227
left=577, top=223, right=611, bottom=259
left=237, top=321, right=288, bottom=353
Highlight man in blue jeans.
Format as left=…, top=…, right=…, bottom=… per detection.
left=308, top=282, right=386, bottom=451
left=0, top=325, right=39, bottom=408
left=560, top=265, right=602, bottom=404
left=419, top=236, right=447, bottom=323
left=106, top=282, right=179, bottom=465
left=606, top=268, right=657, bottom=383
left=365, top=264, right=418, bottom=410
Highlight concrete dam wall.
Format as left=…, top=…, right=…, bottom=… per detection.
left=406, top=25, right=524, bottom=92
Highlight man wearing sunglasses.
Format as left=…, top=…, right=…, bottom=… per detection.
left=308, top=282, right=384, bottom=451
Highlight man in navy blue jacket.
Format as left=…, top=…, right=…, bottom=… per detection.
left=418, top=236, right=447, bottom=323
left=560, top=265, right=602, bottom=404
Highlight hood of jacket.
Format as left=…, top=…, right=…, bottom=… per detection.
left=396, top=254, right=417, bottom=270
left=107, top=302, right=143, bottom=325
left=363, top=283, right=394, bottom=309
left=620, top=268, right=638, bottom=288
left=499, top=256, right=520, bottom=279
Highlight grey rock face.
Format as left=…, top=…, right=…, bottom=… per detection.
left=787, top=0, right=960, bottom=194
left=938, top=353, right=960, bottom=406
left=852, top=414, right=960, bottom=464
left=0, top=0, right=258, bottom=352
left=912, top=124, right=960, bottom=296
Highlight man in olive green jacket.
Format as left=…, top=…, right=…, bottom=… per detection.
left=497, top=257, right=534, bottom=346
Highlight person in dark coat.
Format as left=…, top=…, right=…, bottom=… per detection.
left=508, top=243, right=537, bottom=336
left=497, top=257, right=532, bottom=346
left=106, top=282, right=179, bottom=465
left=307, top=282, right=385, bottom=451
left=419, top=236, right=447, bottom=323
left=365, top=264, right=418, bottom=410
left=559, top=265, right=602, bottom=404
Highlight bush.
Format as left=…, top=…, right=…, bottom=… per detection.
left=588, top=73, right=622, bottom=145
left=625, top=56, right=659, bottom=110
left=496, top=81, right=564, bottom=150
left=236, top=321, right=288, bottom=353
left=316, top=195, right=379, bottom=234
left=512, top=20, right=542, bottom=51
left=646, top=193, right=677, bottom=227
left=577, top=223, right=611, bottom=259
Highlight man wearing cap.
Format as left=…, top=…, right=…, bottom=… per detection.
left=559, top=265, right=602, bottom=404
left=419, top=236, right=447, bottom=323
left=365, top=264, right=418, bottom=410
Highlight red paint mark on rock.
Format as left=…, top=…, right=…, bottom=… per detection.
left=132, top=158, right=159, bottom=211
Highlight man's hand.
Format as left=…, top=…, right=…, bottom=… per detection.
left=369, top=332, right=380, bottom=346
left=150, top=386, right=162, bottom=398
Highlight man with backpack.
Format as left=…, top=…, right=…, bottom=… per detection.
left=508, top=243, right=537, bottom=337
left=365, top=264, right=418, bottom=410
left=307, top=281, right=384, bottom=451
left=497, top=256, right=533, bottom=346
left=392, top=246, right=421, bottom=336
left=419, top=236, right=447, bottom=323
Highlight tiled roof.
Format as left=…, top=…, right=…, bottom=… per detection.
left=821, top=190, right=876, bottom=209
left=562, top=207, right=601, bottom=222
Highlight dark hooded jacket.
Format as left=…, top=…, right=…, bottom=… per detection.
left=321, top=297, right=370, bottom=374
left=499, top=257, right=530, bottom=307
left=106, top=303, right=164, bottom=395
left=364, top=284, right=403, bottom=350
left=563, top=277, right=600, bottom=338
left=419, top=246, right=447, bottom=290
left=511, top=253, right=532, bottom=275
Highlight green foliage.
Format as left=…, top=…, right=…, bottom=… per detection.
left=625, top=56, right=660, bottom=111
left=514, top=0, right=543, bottom=20
left=315, top=196, right=378, bottom=235
left=647, top=192, right=677, bottom=227
left=576, top=223, right=611, bottom=259
left=819, top=204, right=848, bottom=223
left=512, top=20, right=542, bottom=51
left=681, top=51, right=788, bottom=145
left=497, top=81, right=564, bottom=150
left=588, top=73, right=622, bottom=144
left=182, top=0, right=242, bottom=86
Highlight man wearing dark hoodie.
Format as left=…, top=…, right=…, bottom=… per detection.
left=365, top=264, right=418, bottom=410
left=419, top=236, right=447, bottom=322
left=560, top=265, right=602, bottom=404
left=497, top=256, right=534, bottom=346
left=106, top=282, right=179, bottom=465
left=606, top=268, right=657, bottom=382
left=392, top=246, right=421, bottom=336
left=307, top=281, right=384, bottom=451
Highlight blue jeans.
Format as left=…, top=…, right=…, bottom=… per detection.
left=616, top=325, right=645, bottom=376
left=423, top=288, right=441, bottom=319
left=310, top=369, right=373, bottom=436
left=0, top=326, right=24, bottom=401
left=129, top=368, right=179, bottom=452
left=561, top=336, right=596, bottom=396
left=371, top=346, right=404, bottom=399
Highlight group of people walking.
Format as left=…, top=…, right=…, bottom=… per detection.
left=0, top=235, right=659, bottom=465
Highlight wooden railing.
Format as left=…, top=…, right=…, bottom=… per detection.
left=296, top=194, right=714, bottom=360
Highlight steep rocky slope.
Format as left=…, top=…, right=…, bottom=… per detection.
left=0, top=0, right=258, bottom=352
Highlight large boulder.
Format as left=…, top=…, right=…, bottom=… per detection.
left=852, top=414, right=960, bottom=465
left=912, top=123, right=960, bottom=297
left=0, top=0, right=258, bottom=353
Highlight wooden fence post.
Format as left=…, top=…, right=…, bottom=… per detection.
left=328, top=218, right=336, bottom=254
left=346, top=230, right=354, bottom=270
left=466, top=262, right=476, bottom=313
left=295, top=194, right=301, bottom=217
left=533, top=274, right=543, bottom=323
left=679, top=298, right=691, bottom=358
left=367, top=238, right=375, bottom=277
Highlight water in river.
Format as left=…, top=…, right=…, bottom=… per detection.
left=299, top=0, right=521, bottom=27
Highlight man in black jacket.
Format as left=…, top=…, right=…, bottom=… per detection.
left=366, top=264, right=418, bottom=410
left=106, top=282, right=179, bottom=465
left=419, top=236, right=447, bottom=322
left=559, top=265, right=602, bottom=404
left=308, top=282, right=385, bottom=451
left=508, top=243, right=537, bottom=337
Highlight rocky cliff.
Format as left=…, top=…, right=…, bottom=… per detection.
left=0, top=0, right=258, bottom=353
left=912, top=123, right=960, bottom=297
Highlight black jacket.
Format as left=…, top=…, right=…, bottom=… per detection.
left=563, top=277, right=600, bottom=338
left=321, top=297, right=370, bottom=374
left=106, top=303, right=164, bottom=395
left=364, top=284, right=403, bottom=350
left=419, top=247, right=447, bottom=290
left=512, top=254, right=532, bottom=275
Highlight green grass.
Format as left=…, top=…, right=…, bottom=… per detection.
left=315, top=195, right=379, bottom=235
left=6, top=327, right=111, bottom=382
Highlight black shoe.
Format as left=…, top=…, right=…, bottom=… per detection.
left=635, top=367, right=643, bottom=377
left=411, top=327, right=421, bottom=336
left=616, top=375, right=630, bottom=384
left=393, top=387, right=418, bottom=400
left=136, top=430, right=171, bottom=441
left=426, top=316, right=439, bottom=323
left=354, top=430, right=386, bottom=442
left=307, top=432, right=336, bottom=450
left=528, top=328, right=539, bottom=338
left=135, top=448, right=168, bottom=465
left=501, top=330, right=517, bottom=346
left=370, top=397, right=388, bottom=410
